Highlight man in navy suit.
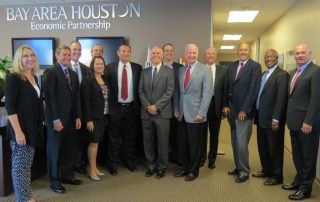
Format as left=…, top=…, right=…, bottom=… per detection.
left=223, top=42, right=261, bottom=183
left=106, top=44, right=142, bottom=176
left=282, top=43, right=320, bottom=200
left=252, top=49, right=289, bottom=186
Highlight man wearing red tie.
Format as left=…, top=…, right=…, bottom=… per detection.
left=105, top=44, right=142, bottom=176
left=282, top=43, right=320, bottom=200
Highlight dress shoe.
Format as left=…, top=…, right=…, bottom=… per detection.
left=155, top=170, right=165, bottom=179
left=252, top=171, right=268, bottom=178
left=228, top=168, right=239, bottom=176
left=97, top=171, right=105, bottom=176
left=263, top=178, right=282, bottom=186
left=185, top=173, right=197, bottom=182
left=174, top=169, right=187, bottom=177
left=199, top=161, right=205, bottom=167
left=89, top=175, right=100, bottom=181
left=235, top=174, right=249, bottom=183
left=73, top=166, right=87, bottom=174
left=50, top=184, right=66, bottom=194
left=127, top=164, right=137, bottom=172
left=208, top=162, right=216, bottom=169
left=108, top=167, right=118, bottom=176
left=61, top=178, right=83, bottom=185
left=145, top=169, right=155, bottom=177
left=288, top=190, right=311, bottom=200
left=282, top=182, right=299, bottom=191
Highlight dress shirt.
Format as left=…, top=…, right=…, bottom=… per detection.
left=118, top=61, right=133, bottom=103
left=71, top=60, right=82, bottom=83
left=152, top=63, right=161, bottom=79
left=236, top=59, right=249, bottom=77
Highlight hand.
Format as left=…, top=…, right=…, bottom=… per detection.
left=75, top=118, right=81, bottom=130
left=271, top=121, right=279, bottom=131
left=147, top=105, right=158, bottom=115
left=87, top=121, right=94, bottom=132
left=174, top=112, right=179, bottom=119
left=301, top=122, right=312, bottom=135
left=195, top=115, right=204, bottom=121
left=222, top=107, right=230, bottom=117
left=54, top=120, right=63, bottom=132
left=15, top=130, right=26, bottom=145
left=238, top=111, right=247, bottom=121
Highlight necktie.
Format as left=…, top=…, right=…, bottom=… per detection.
left=256, top=70, right=270, bottom=109
left=289, top=68, right=301, bottom=94
left=64, top=68, right=72, bottom=90
left=184, top=65, right=191, bottom=90
left=152, top=67, right=158, bottom=81
left=235, top=62, right=244, bottom=79
left=121, top=65, right=128, bottom=100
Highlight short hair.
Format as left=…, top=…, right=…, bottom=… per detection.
left=265, top=49, right=278, bottom=59
left=91, top=44, right=104, bottom=52
left=117, top=43, right=131, bottom=52
left=89, top=56, right=106, bottom=74
left=12, top=45, right=39, bottom=77
left=162, top=43, right=174, bottom=51
left=55, top=45, right=70, bottom=55
left=69, top=40, right=81, bottom=47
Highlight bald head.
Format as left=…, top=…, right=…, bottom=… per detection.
left=151, top=45, right=163, bottom=66
left=294, top=43, right=312, bottom=67
left=205, top=47, right=217, bottom=65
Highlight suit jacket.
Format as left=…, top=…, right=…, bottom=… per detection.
left=211, top=64, right=228, bottom=117
left=139, top=64, right=175, bottom=119
left=174, top=61, right=213, bottom=123
left=79, top=62, right=90, bottom=80
left=287, top=62, right=320, bottom=131
left=81, top=75, right=108, bottom=123
left=43, top=63, right=81, bottom=126
left=172, top=62, right=183, bottom=83
left=106, top=61, right=142, bottom=117
left=225, top=59, right=262, bottom=119
left=254, top=66, right=289, bottom=128
left=5, top=73, right=44, bottom=147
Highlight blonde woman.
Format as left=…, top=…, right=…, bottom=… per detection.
left=5, top=45, right=43, bottom=202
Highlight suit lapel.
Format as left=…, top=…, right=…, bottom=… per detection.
left=186, top=63, right=200, bottom=90
left=114, top=62, right=119, bottom=96
left=56, top=64, right=72, bottom=91
left=261, top=67, right=279, bottom=93
left=290, top=62, right=313, bottom=94
left=235, top=60, right=250, bottom=81
left=152, top=64, right=164, bottom=87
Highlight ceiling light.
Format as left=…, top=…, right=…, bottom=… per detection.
left=223, top=35, right=242, bottom=40
left=227, top=11, right=259, bottom=23
left=221, top=46, right=235, bottom=50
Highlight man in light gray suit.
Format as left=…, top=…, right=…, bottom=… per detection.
left=139, top=46, right=175, bottom=179
left=174, top=43, right=213, bottom=181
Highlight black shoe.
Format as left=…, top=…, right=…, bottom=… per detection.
left=155, top=170, right=165, bottom=179
left=199, top=160, right=205, bottom=167
left=263, top=178, right=283, bottom=186
left=73, top=166, right=87, bottom=175
left=252, top=171, right=268, bottom=178
left=174, top=169, right=187, bottom=177
left=228, top=169, right=239, bottom=176
left=145, top=169, right=155, bottom=177
left=288, top=190, right=311, bottom=200
left=185, top=173, right=197, bottom=182
left=127, top=164, right=137, bottom=172
left=282, top=182, right=299, bottom=191
left=50, top=184, right=66, bottom=194
left=208, top=161, right=216, bottom=169
left=61, top=178, right=83, bottom=185
left=235, top=174, right=249, bottom=183
left=108, top=167, right=118, bottom=176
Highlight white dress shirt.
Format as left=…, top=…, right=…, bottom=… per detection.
left=118, top=61, right=133, bottom=103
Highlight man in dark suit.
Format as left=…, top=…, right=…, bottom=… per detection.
left=69, top=41, right=90, bottom=174
left=43, top=45, right=82, bottom=194
left=252, top=49, right=289, bottom=186
left=174, top=43, right=213, bottom=181
left=282, top=43, right=320, bottom=200
left=200, top=47, right=227, bottom=169
left=223, top=42, right=261, bottom=183
left=139, top=46, right=175, bottom=179
left=106, top=44, right=142, bottom=175
left=162, top=43, right=183, bottom=164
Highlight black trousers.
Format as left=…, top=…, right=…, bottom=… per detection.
left=169, top=116, right=179, bottom=163
left=290, top=130, right=319, bottom=193
left=177, top=118, right=205, bottom=174
left=73, top=127, right=89, bottom=168
left=108, top=104, right=138, bottom=168
left=257, top=124, right=284, bottom=181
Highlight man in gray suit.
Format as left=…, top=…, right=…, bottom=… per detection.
left=139, top=46, right=175, bottom=179
left=223, top=42, right=261, bottom=183
left=282, top=43, right=320, bottom=200
left=174, top=43, right=213, bottom=181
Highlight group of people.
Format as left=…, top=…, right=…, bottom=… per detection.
left=5, top=40, right=319, bottom=202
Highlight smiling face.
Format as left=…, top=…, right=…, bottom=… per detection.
left=238, top=43, right=250, bottom=62
left=93, top=57, right=105, bottom=75
left=205, top=47, right=217, bottom=65
left=264, top=49, right=278, bottom=69
left=163, top=44, right=174, bottom=62
left=117, top=44, right=132, bottom=64
left=56, top=48, right=71, bottom=66
left=70, top=42, right=82, bottom=62
left=151, top=46, right=163, bottom=66
left=294, top=43, right=312, bottom=67
left=91, top=44, right=104, bottom=57
left=185, top=44, right=199, bottom=64
left=21, top=48, right=36, bottom=71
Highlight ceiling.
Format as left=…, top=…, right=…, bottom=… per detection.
left=213, top=0, right=299, bottom=53
left=0, top=0, right=299, bottom=54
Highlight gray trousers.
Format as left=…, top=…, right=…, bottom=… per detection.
left=231, top=119, right=253, bottom=176
left=142, top=118, right=170, bottom=170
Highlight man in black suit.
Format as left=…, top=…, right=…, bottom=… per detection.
left=106, top=44, right=142, bottom=175
left=69, top=41, right=90, bottom=174
left=200, top=47, right=227, bottom=169
left=162, top=43, right=183, bottom=164
left=43, top=45, right=82, bottom=194
left=282, top=43, right=320, bottom=200
left=252, top=49, right=289, bottom=186
left=223, top=42, right=261, bottom=183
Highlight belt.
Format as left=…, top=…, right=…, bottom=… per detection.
left=118, top=102, right=133, bottom=107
